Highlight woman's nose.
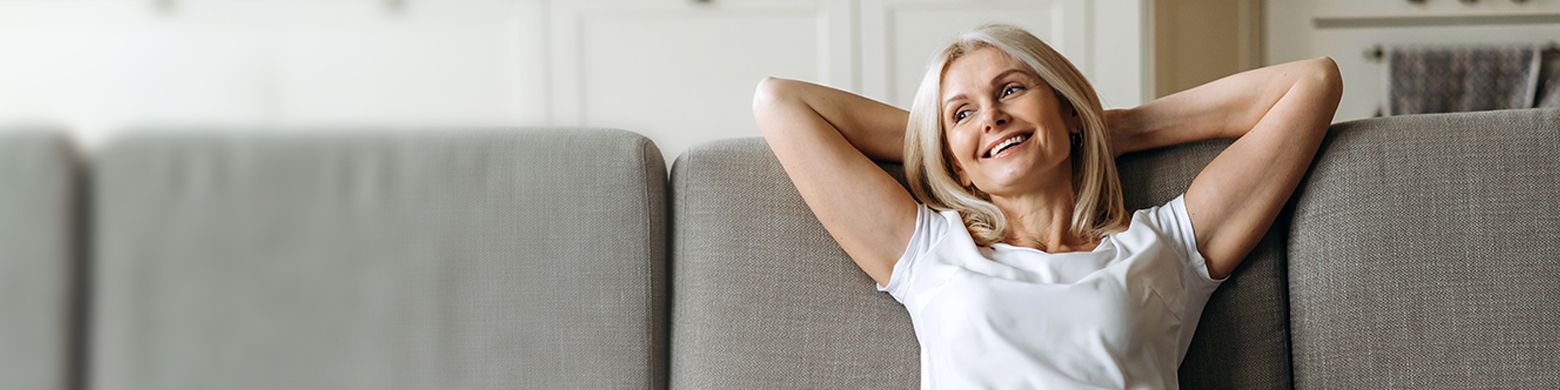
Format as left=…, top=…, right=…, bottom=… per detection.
left=981, top=108, right=1009, bottom=132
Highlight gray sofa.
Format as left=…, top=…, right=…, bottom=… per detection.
left=3, top=108, right=1558, bottom=390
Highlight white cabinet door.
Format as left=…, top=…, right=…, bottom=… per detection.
left=550, top=0, right=853, bottom=165
left=860, top=0, right=1058, bottom=107
left=0, top=0, right=271, bottom=146
left=859, top=0, right=1147, bottom=109
left=271, top=0, right=547, bottom=128
left=0, top=0, right=548, bottom=146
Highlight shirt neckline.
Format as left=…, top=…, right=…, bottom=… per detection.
left=989, top=234, right=1114, bottom=255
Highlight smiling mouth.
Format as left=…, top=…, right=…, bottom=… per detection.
left=983, top=133, right=1031, bottom=158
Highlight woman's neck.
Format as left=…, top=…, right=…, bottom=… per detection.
left=990, top=179, right=1098, bottom=253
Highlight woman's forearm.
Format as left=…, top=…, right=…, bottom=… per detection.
left=756, top=78, right=909, bottom=162
left=1109, top=57, right=1340, bottom=156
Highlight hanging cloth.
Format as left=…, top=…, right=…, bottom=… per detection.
left=1384, top=44, right=1542, bottom=115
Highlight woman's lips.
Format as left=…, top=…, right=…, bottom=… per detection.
left=983, top=132, right=1031, bottom=159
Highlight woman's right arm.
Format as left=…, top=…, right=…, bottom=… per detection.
left=752, top=77, right=919, bottom=287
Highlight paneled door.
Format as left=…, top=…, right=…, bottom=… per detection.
left=271, top=0, right=547, bottom=128
left=550, top=0, right=854, bottom=165
left=0, top=0, right=547, bottom=146
left=859, top=0, right=1148, bottom=110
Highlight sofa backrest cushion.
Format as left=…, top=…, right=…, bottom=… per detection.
left=1118, top=139, right=1294, bottom=390
left=1287, top=108, right=1560, bottom=389
left=0, top=129, right=79, bottom=390
left=668, top=138, right=920, bottom=389
left=668, top=137, right=1291, bottom=389
left=92, top=128, right=668, bottom=390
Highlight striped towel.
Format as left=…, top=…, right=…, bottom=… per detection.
left=1536, top=48, right=1560, bottom=108
left=1385, top=45, right=1542, bottom=115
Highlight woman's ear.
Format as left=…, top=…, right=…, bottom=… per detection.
left=951, top=161, right=973, bottom=187
left=1058, top=95, right=1082, bottom=133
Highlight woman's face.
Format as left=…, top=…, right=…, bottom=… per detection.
left=940, top=47, right=1077, bottom=197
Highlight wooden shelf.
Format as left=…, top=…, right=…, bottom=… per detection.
left=1314, top=13, right=1560, bottom=29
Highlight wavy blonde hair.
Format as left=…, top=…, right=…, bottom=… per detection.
left=903, top=24, right=1128, bottom=247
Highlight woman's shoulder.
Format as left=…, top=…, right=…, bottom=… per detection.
left=1123, top=195, right=1190, bottom=228
left=907, top=202, right=960, bottom=243
left=1107, top=195, right=1198, bottom=250
left=1112, top=195, right=1225, bottom=280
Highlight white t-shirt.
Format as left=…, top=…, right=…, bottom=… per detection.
left=878, top=195, right=1226, bottom=390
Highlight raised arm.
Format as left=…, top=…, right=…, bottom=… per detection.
left=1110, top=57, right=1343, bottom=279
left=752, top=77, right=919, bottom=287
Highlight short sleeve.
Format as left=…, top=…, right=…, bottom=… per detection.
left=1151, top=195, right=1228, bottom=284
left=877, top=203, right=949, bottom=303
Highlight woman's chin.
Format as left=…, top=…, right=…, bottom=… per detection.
left=978, top=173, right=1040, bottom=195
left=978, top=158, right=1069, bottom=194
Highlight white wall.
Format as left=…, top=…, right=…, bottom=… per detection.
left=0, top=0, right=1149, bottom=164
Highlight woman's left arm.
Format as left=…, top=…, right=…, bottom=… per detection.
left=1109, top=57, right=1343, bottom=280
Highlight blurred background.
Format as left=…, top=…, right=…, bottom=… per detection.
left=0, top=0, right=1149, bottom=166
left=3, top=2, right=1559, bottom=390
left=2, top=0, right=1557, bottom=163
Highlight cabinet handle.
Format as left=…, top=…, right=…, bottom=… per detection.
left=153, top=0, right=175, bottom=14
left=1459, top=0, right=1479, bottom=4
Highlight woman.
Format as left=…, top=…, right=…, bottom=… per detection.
left=752, top=24, right=1340, bottom=388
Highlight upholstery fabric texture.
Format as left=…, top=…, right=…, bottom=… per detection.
left=1288, top=108, right=1560, bottom=389
left=0, top=129, right=78, bottom=390
left=669, top=137, right=1291, bottom=389
left=668, top=138, right=920, bottom=389
left=92, top=128, right=668, bottom=390
left=1118, top=139, right=1293, bottom=390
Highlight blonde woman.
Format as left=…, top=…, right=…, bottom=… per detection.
left=752, top=24, right=1341, bottom=388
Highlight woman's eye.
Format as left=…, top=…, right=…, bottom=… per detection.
left=954, top=110, right=971, bottom=122
left=1003, top=85, right=1023, bottom=96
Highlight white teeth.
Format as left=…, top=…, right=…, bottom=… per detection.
left=986, top=134, right=1028, bottom=158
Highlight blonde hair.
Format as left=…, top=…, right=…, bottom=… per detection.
left=903, top=24, right=1128, bottom=247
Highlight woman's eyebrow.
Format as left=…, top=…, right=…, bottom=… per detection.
left=942, top=69, right=1030, bottom=109
left=989, top=69, right=1027, bottom=85
left=942, top=94, right=968, bottom=110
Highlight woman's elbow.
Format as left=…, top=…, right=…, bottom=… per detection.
left=753, top=76, right=791, bottom=114
left=1291, top=57, right=1343, bottom=130
left=1308, top=57, right=1343, bottom=100
left=753, top=77, right=802, bottom=139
